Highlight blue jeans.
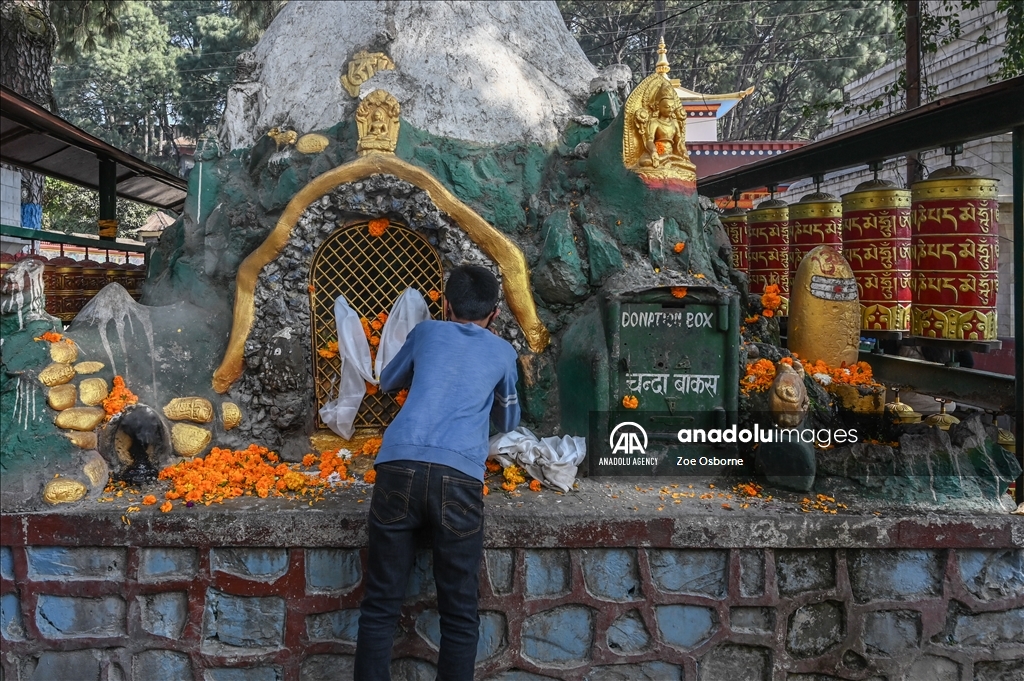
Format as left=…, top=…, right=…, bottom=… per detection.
left=354, top=461, right=484, bottom=681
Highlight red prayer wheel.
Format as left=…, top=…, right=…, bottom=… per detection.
left=126, top=263, right=147, bottom=300
left=747, top=198, right=789, bottom=314
left=841, top=180, right=912, bottom=331
left=44, top=256, right=86, bottom=323
left=81, top=259, right=108, bottom=299
left=910, top=167, right=999, bottom=340
left=721, top=207, right=748, bottom=273
left=790, top=192, right=842, bottom=282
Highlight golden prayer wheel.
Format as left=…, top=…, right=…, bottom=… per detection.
left=80, top=259, right=107, bottom=298
left=721, top=207, right=748, bottom=273
left=126, top=262, right=146, bottom=300
left=747, top=198, right=789, bottom=314
left=44, top=256, right=85, bottom=323
left=841, top=180, right=912, bottom=331
left=790, top=192, right=842, bottom=282
left=910, top=167, right=999, bottom=340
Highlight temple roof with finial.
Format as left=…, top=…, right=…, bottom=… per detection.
left=655, top=36, right=671, bottom=76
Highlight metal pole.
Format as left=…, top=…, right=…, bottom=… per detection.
left=98, top=157, right=117, bottom=241
left=905, top=0, right=922, bottom=187
left=1012, top=126, right=1023, bottom=505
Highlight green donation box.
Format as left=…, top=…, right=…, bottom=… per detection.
left=557, top=287, right=741, bottom=476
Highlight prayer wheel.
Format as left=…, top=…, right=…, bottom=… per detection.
left=910, top=167, right=999, bottom=340
left=126, top=262, right=147, bottom=300
left=747, top=198, right=789, bottom=314
left=81, top=259, right=108, bottom=299
left=720, top=207, right=748, bottom=273
left=44, top=256, right=85, bottom=323
left=841, top=180, right=911, bottom=331
left=790, top=191, right=842, bottom=282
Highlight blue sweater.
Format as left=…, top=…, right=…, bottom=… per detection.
left=376, top=320, right=520, bottom=480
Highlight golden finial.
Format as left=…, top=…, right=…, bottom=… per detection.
left=655, top=36, right=670, bottom=76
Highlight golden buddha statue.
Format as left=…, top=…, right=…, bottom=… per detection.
left=356, top=89, right=401, bottom=155
left=622, top=38, right=696, bottom=185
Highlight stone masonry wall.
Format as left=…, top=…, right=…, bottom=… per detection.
left=2, top=512, right=1022, bottom=681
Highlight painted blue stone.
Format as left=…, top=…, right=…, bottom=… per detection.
left=521, top=605, right=593, bottom=665
left=655, top=605, right=718, bottom=649
left=0, top=546, right=12, bottom=580
left=524, top=549, right=570, bottom=598
left=305, top=549, right=361, bottom=593
left=21, top=203, right=42, bottom=229
left=415, top=609, right=507, bottom=662
left=485, top=549, right=514, bottom=595
left=206, top=667, right=283, bottom=681
left=849, top=550, right=941, bottom=602
left=1, top=592, right=25, bottom=641
left=35, top=595, right=126, bottom=638
left=648, top=550, right=727, bottom=598
left=588, top=662, right=683, bottom=681
left=581, top=549, right=640, bottom=601
left=133, top=650, right=192, bottom=681
left=30, top=651, right=101, bottom=681
left=863, top=610, right=920, bottom=655
left=306, top=609, right=360, bottom=643
left=202, top=589, right=286, bottom=650
left=26, top=547, right=126, bottom=581
left=211, top=548, right=289, bottom=582
left=606, top=610, right=649, bottom=653
left=138, top=592, right=188, bottom=639
left=958, top=549, right=1024, bottom=600
left=137, top=548, right=197, bottom=582
left=405, top=551, right=436, bottom=600
left=485, top=672, right=558, bottom=681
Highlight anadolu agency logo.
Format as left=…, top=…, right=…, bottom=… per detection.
left=609, top=421, right=648, bottom=455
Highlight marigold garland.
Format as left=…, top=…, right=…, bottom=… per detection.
left=671, top=287, right=687, bottom=299
left=363, top=469, right=377, bottom=484
left=741, top=359, right=776, bottom=395
left=368, top=218, right=389, bottom=237
left=804, top=359, right=878, bottom=387
left=622, top=395, right=639, bottom=409
left=428, top=289, right=441, bottom=302
left=673, top=242, right=685, bottom=254
left=34, top=331, right=63, bottom=343
left=761, top=284, right=782, bottom=313
left=103, top=376, right=138, bottom=419
left=317, top=340, right=339, bottom=359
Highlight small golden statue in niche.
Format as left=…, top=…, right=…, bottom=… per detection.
left=341, top=50, right=396, bottom=98
left=356, top=89, right=400, bottom=156
left=622, top=38, right=696, bottom=186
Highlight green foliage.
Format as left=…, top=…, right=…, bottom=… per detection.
left=49, top=0, right=125, bottom=59
left=42, top=178, right=155, bottom=239
left=228, top=0, right=288, bottom=40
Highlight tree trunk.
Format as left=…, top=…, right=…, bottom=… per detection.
left=0, top=0, right=56, bottom=216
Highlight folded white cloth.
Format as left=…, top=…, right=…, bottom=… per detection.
left=489, top=426, right=586, bottom=493
left=319, top=289, right=430, bottom=439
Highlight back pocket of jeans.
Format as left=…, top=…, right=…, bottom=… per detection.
left=371, top=464, right=414, bottom=524
left=441, top=476, right=483, bottom=537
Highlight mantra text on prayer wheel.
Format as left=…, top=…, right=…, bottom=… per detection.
left=910, top=166, right=999, bottom=341
left=721, top=207, right=748, bottom=273
left=747, top=198, right=790, bottom=315
left=841, top=180, right=912, bottom=331
left=789, top=191, right=843, bottom=286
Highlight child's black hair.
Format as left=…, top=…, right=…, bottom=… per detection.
left=445, top=265, right=499, bottom=322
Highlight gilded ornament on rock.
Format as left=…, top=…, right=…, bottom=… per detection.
left=47, top=384, right=77, bottom=411
left=49, top=340, right=78, bottom=364
left=295, top=133, right=330, bottom=154
left=65, top=430, right=98, bottom=450
left=788, top=245, right=861, bottom=367
left=171, top=423, right=212, bottom=457
left=341, top=50, right=395, bottom=97
left=54, top=407, right=105, bottom=431
left=267, top=127, right=298, bottom=151
left=769, top=364, right=809, bottom=427
left=39, top=362, right=76, bottom=387
left=310, top=430, right=348, bottom=454
left=78, top=378, right=110, bottom=406
left=163, top=397, right=215, bottom=423
left=83, top=453, right=109, bottom=489
left=74, top=361, right=105, bottom=375
left=831, top=383, right=885, bottom=414
left=622, top=38, right=696, bottom=185
left=43, top=478, right=87, bottom=505
left=356, top=89, right=400, bottom=156
left=114, top=430, right=134, bottom=465
left=221, top=402, right=242, bottom=430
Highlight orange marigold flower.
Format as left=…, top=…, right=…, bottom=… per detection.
left=160, top=501, right=172, bottom=513
left=744, top=315, right=760, bottom=324
left=655, top=140, right=669, bottom=155
left=102, top=376, right=138, bottom=419
left=741, top=358, right=776, bottom=395
left=529, top=479, right=542, bottom=492
left=317, top=340, right=339, bottom=359
left=307, top=284, right=315, bottom=293
left=395, top=389, right=409, bottom=407
left=671, top=287, right=687, bottom=299
left=377, top=312, right=388, bottom=324
left=501, top=481, right=517, bottom=492
left=779, top=356, right=793, bottom=365
left=365, top=382, right=379, bottom=396
left=622, top=395, right=639, bottom=409
left=360, top=317, right=372, bottom=338
left=482, top=484, right=489, bottom=496
left=370, top=319, right=383, bottom=331
left=369, top=335, right=380, bottom=347
left=363, top=469, right=377, bottom=484
left=142, top=495, right=157, bottom=505
left=359, top=437, right=383, bottom=457
left=762, top=309, right=774, bottom=318
left=485, top=459, right=502, bottom=474
left=368, top=218, right=389, bottom=237
left=34, top=331, right=64, bottom=343
left=302, top=454, right=317, bottom=467
left=428, top=289, right=441, bottom=302
left=673, top=242, right=685, bottom=254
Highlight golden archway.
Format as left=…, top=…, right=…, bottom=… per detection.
left=212, top=152, right=549, bottom=393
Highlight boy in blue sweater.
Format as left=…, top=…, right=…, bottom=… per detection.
left=354, top=265, right=520, bottom=681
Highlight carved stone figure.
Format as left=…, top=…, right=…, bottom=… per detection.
left=356, top=89, right=400, bottom=155
left=340, top=50, right=396, bottom=97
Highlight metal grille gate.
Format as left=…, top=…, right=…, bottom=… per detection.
left=309, top=222, right=445, bottom=429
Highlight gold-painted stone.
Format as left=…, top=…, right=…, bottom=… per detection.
left=163, top=397, right=214, bottom=423
left=310, top=430, right=348, bottom=454
left=171, top=423, right=212, bottom=457
left=79, top=378, right=110, bottom=406
left=65, top=430, right=98, bottom=450
left=341, top=50, right=395, bottom=97
left=82, top=454, right=109, bottom=489
left=114, top=429, right=134, bottom=465
left=769, top=364, right=808, bottom=427
left=267, top=127, right=298, bottom=151
left=49, top=340, right=78, bottom=364
left=39, top=362, right=76, bottom=387
left=348, top=454, right=374, bottom=476
left=830, top=383, right=885, bottom=414
left=74, top=361, right=105, bottom=375
left=295, top=133, right=330, bottom=154
left=788, top=245, right=860, bottom=367
left=47, top=384, right=77, bottom=411
left=43, top=478, right=87, bottom=505
left=622, top=38, right=696, bottom=184
left=221, top=402, right=242, bottom=430
left=998, top=428, right=1015, bottom=453
left=54, top=407, right=105, bottom=431
left=356, top=89, right=400, bottom=156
